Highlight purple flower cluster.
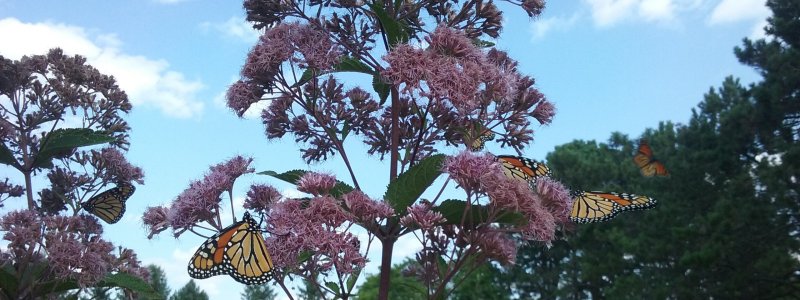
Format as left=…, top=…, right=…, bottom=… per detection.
left=381, top=25, right=556, bottom=153
left=243, top=184, right=282, bottom=211
left=142, top=206, right=170, bottom=239
left=443, top=151, right=570, bottom=242
left=266, top=197, right=365, bottom=275
left=228, top=22, right=343, bottom=118
left=94, top=147, right=145, bottom=184
left=342, top=190, right=395, bottom=223
left=296, top=172, right=337, bottom=196
left=2, top=211, right=147, bottom=287
left=168, top=156, right=254, bottom=235
left=400, top=202, right=446, bottom=230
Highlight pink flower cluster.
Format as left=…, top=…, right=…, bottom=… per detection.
left=342, top=190, right=395, bottom=223
left=265, top=197, right=365, bottom=275
left=1, top=211, right=149, bottom=287
left=167, top=156, right=254, bottom=235
left=443, top=151, right=571, bottom=242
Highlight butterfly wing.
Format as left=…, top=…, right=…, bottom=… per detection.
left=570, top=191, right=657, bottom=223
left=497, top=155, right=552, bottom=182
left=188, top=212, right=274, bottom=285
left=634, top=140, right=668, bottom=177
left=469, top=130, right=495, bottom=151
left=81, top=182, right=135, bottom=224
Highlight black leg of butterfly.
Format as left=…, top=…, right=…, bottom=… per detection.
left=81, top=182, right=135, bottom=224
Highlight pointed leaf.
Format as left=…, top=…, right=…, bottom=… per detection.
left=346, top=268, right=362, bottom=292
left=0, top=265, right=18, bottom=298
left=325, top=281, right=341, bottom=295
left=32, top=128, right=114, bottom=168
left=433, top=199, right=526, bottom=227
left=99, top=272, right=160, bottom=298
left=295, top=57, right=373, bottom=88
left=0, top=143, right=18, bottom=169
left=384, top=154, right=445, bottom=215
left=472, top=39, right=495, bottom=48
left=368, top=1, right=409, bottom=46
left=258, top=169, right=354, bottom=197
left=373, top=74, right=390, bottom=105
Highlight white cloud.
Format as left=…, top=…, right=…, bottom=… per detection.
left=200, top=16, right=261, bottom=44
left=708, top=0, right=770, bottom=38
left=708, top=0, right=769, bottom=24
left=0, top=18, right=205, bottom=118
left=584, top=0, right=701, bottom=27
left=529, top=13, right=580, bottom=40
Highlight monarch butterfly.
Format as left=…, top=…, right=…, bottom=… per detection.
left=496, top=155, right=552, bottom=183
left=570, top=191, right=657, bottom=223
left=188, top=212, right=274, bottom=285
left=633, top=139, right=668, bottom=177
left=81, top=182, right=135, bottom=224
left=469, top=130, right=496, bottom=151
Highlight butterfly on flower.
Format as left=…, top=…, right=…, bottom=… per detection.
left=81, top=182, right=135, bottom=224
left=496, top=155, right=552, bottom=183
left=468, top=130, right=495, bottom=151
left=633, top=139, right=668, bottom=177
left=569, top=191, right=657, bottom=224
left=188, top=212, right=274, bottom=285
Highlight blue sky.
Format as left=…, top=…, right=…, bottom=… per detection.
left=0, top=0, right=768, bottom=298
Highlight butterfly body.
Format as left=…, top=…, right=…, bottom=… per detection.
left=570, top=191, right=657, bottom=223
left=81, top=182, right=135, bottom=224
left=496, top=155, right=552, bottom=183
left=188, top=212, right=274, bottom=285
left=633, top=140, right=668, bottom=177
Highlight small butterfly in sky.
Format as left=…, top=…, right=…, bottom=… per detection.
left=633, top=139, right=668, bottom=177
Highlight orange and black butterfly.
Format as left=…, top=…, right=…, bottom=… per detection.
left=469, top=130, right=496, bottom=151
left=81, top=182, right=135, bottom=224
left=188, top=212, right=274, bottom=285
left=633, top=139, right=668, bottom=177
left=496, top=155, right=552, bottom=183
left=570, top=191, right=657, bottom=223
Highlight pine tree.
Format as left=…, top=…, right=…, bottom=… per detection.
left=241, top=284, right=277, bottom=300
left=169, top=280, right=208, bottom=300
left=147, top=265, right=171, bottom=300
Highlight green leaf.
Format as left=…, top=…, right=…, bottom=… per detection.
left=341, top=121, right=351, bottom=140
left=472, top=39, right=496, bottom=48
left=32, top=128, right=115, bottom=168
left=295, top=57, right=373, bottom=88
left=258, top=169, right=355, bottom=197
left=0, top=142, right=17, bottom=169
left=346, top=268, right=362, bottom=292
left=100, top=272, right=160, bottom=299
left=325, top=281, right=341, bottom=295
left=368, top=1, right=409, bottom=46
left=433, top=199, right=526, bottom=227
left=33, top=279, right=79, bottom=298
left=372, top=74, right=391, bottom=105
left=0, top=265, right=18, bottom=298
left=384, top=154, right=445, bottom=215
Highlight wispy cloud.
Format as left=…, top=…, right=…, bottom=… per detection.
left=708, top=0, right=770, bottom=38
left=0, top=18, right=205, bottom=118
left=584, top=0, right=702, bottom=27
left=200, top=16, right=261, bottom=44
left=530, top=13, right=580, bottom=40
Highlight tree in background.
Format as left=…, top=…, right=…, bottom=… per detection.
left=0, top=49, right=155, bottom=298
left=241, top=283, right=277, bottom=300
left=148, top=264, right=171, bottom=300
left=169, top=280, right=208, bottom=300
left=734, top=0, right=800, bottom=238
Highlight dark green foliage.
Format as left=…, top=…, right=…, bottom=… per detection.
left=355, top=260, right=425, bottom=300
left=147, top=264, right=171, bottom=300
left=241, top=283, right=277, bottom=300
left=383, top=154, right=445, bottom=215
left=169, top=280, right=208, bottom=300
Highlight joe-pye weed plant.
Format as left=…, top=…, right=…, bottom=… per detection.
left=143, top=0, right=573, bottom=299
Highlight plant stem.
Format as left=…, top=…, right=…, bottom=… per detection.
left=390, top=87, right=400, bottom=180
left=377, top=234, right=397, bottom=300
left=23, top=170, right=33, bottom=209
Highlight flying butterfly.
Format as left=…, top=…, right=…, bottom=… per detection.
left=81, top=182, right=135, bottom=224
left=633, top=139, right=668, bottom=177
left=496, top=155, right=552, bottom=183
left=188, top=212, right=274, bottom=285
left=469, top=130, right=496, bottom=151
left=569, top=191, right=657, bottom=224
